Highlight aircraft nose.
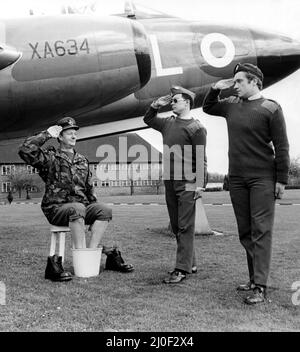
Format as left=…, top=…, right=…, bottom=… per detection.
left=251, top=29, right=300, bottom=86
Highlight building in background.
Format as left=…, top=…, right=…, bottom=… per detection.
left=0, top=133, right=163, bottom=201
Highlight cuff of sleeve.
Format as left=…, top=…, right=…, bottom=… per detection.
left=150, top=102, right=160, bottom=110
left=44, top=130, right=53, bottom=139
left=89, top=196, right=97, bottom=203
left=276, top=174, right=288, bottom=185
left=211, top=85, right=221, bottom=91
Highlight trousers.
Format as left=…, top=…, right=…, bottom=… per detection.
left=164, top=180, right=197, bottom=273
left=49, top=202, right=112, bottom=226
left=229, top=176, right=276, bottom=286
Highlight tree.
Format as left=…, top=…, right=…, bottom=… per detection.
left=7, top=168, right=42, bottom=199
left=130, top=179, right=134, bottom=196
left=154, top=176, right=163, bottom=195
left=289, top=157, right=300, bottom=177
left=223, top=174, right=229, bottom=191
left=7, top=191, right=13, bottom=204
left=288, top=156, right=300, bottom=185
left=207, top=172, right=225, bottom=183
left=23, top=179, right=37, bottom=200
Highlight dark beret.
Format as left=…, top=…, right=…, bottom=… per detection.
left=56, top=117, right=79, bottom=131
left=234, top=63, right=264, bottom=82
left=170, top=85, right=195, bottom=103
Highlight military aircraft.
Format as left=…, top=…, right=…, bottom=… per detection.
left=0, top=0, right=300, bottom=142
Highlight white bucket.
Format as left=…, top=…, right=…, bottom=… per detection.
left=72, top=247, right=102, bottom=278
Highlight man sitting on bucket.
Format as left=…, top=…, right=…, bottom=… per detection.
left=18, top=117, right=134, bottom=282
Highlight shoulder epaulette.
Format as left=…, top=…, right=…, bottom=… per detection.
left=261, top=99, right=280, bottom=114
left=187, top=120, right=206, bottom=135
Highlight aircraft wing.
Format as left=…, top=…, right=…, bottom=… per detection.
left=0, top=43, right=21, bottom=70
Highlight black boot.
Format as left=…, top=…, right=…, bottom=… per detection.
left=105, top=247, right=134, bottom=273
left=45, top=255, right=72, bottom=282
left=57, top=256, right=73, bottom=280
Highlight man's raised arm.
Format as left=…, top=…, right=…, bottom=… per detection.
left=18, top=125, right=62, bottom=169
left=143, top=95, right=172, bottom=132
left=203, top=79, right=236, bottom=117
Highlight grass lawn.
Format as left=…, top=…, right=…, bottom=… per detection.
left=0, top=191, right=299, bottom=332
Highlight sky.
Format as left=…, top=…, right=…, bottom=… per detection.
left=1, top=0, right=300, bottom=174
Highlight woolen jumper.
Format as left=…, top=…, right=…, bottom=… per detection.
left=203, top=87, right=290, bottom=184
left=143, top=106, right=207, bottom=183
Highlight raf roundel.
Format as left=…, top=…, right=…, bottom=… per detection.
left=201, top=33, right=236, bottom=68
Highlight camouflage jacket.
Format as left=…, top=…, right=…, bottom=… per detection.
left=18, top=131, right=97, bottom=222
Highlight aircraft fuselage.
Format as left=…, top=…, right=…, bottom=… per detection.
left=0, top=13, right=300, bottom=140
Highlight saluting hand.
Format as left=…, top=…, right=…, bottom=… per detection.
left=151, top=95, right=172, bottom=109
left=47, top=125, right=63, bottom=138
left=213, top=79, right=235, bottom=90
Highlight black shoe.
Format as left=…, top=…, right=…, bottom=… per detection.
left=237, top=281, right=255, bottom=291
left=163, top=270, right=186, bottom=284
left=168, top=266, right=197, bottom=275
left=105, top=247, right=134, bottom=273
left=57, top=256, right=73, bottom=279
left=45, top=255, right=72, bottom=282
left=244, top=286, right=266, bottom=305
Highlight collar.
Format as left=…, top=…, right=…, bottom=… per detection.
left=248, top=92, right=263, bottom=101
left=176, top=113, right=194, bottom=120
left=57, top=148, right=76, bottom=163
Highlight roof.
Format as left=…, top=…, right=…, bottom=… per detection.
left=0, top=133, right=162, bottom=164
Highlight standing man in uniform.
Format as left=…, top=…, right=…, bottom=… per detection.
left=19, top=117, right=133, bottom=282
left=144, top=86, right=207, bottom=284
left=203, top=63, right=290, bottom=304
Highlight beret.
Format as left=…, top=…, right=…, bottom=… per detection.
left=170, top=85, right=195, bottom=103
left=234, top=63, right=264, bottom=82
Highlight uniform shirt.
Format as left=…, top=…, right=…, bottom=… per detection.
left=203, top=87, right=290, bottom=184
left=18, top=130, right=97, bottom=222
left=143, top=107, right=207, bottom=184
